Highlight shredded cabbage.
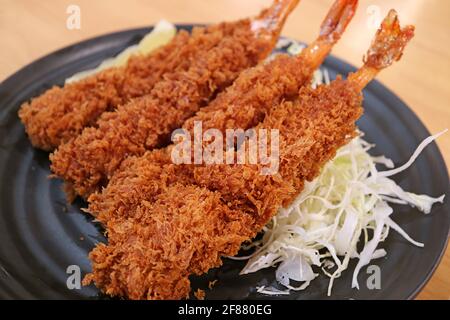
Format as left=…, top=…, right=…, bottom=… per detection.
left=240, top=130, right=446, bottom=296
left=66, top=20, right=176, bottom=83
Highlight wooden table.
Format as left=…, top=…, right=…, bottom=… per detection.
left=1, top=0, right=448, bottom=300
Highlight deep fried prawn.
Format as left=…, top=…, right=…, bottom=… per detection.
left=84, top=10, right=414, bottom=299
left=50, top=0, right=300, bottom=198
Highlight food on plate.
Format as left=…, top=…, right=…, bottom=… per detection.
left=19, top=23, right=184, bottom=151
left=83, top=10, right=414, bottom=299
left=241, top=130, right=445, bottom=296
left=65, top=20, right=177, bottom=83
left=86, top=0, right=359, bottom=226
left=49, top=0, right=300, bottom=198
left=19, top=0, right=299, bottom=151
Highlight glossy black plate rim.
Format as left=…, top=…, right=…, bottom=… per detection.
left=0, top=25, right=448, bottom=300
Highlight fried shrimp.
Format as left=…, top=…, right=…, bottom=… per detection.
left=88, top=0, right=358, bottom=224
left=50, top=0, right=300, bottom=198
left=20, top=24, right=238, bottom=151
left=194, top=9, right=415, bottom=222
left=83, top=10, right=414, bottom=299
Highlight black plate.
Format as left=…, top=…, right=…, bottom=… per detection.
left=0, top=25, right=448, bottom=300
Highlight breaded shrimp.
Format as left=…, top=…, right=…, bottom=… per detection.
left=50, top=0, right=300, bottom=198
left=19, top=24, right=236, bottom=151
left=86, top=184, right=254, bottom=300
left=88, top=0, right=359, bottom=224
left=83, top=10, right=414, bottom=299
left=194, top=9, right=415, bottom=219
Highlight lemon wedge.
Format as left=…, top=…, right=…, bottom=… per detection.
left=66, top=20, right=176, bottom=83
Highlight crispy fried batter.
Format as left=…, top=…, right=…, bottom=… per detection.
left=84, top=184, right=254, bottom=300
left=194, top=289, right=206, bottom=300
left=88, top=53, right=313, bottom=224
left=84, top=79, right=363, bottom=299
left=86, top=0, right=360, bottom=224
left=183, top=54, right=311, bottom=133
left=49, top=0, right=302, bottom=199
left=193, top=79, right=362, bottom=219
left=18, top=23, right=249, bottom=151
left=84, top=8, right=414, bottom=300
left=88, top=148, right=193, bottom=224
left=50, top=25, right=271, bottom=198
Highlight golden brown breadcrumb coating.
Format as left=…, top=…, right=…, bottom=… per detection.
left=84, top=183, right=254, bottom=300
left=193, top=79, right=363, bottom=216
left=49, top=0, right=302, bottom=198
left=84, top=8, right=414, bottom=300
left=18, top=24, right=234, bottom=151
left=88, top=53, right=313, bottom=224
left=51, top=23, right=271, bottom=198
left=83, top=79, right=363, bottom=299
left=87, top=0, right=361, bottom=224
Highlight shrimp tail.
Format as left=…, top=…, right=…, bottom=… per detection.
left=364, top=9, right=415, bottom=70
left=301, top=0, right=358, bottom=70
left=251, top=0, right=300, bottom=39
left=349, top=9, right=415, bottom=89
left=319, top=0, right=358, bottom=43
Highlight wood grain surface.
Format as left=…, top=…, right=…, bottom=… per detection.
left=0, top=0, right=448, bottom=300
